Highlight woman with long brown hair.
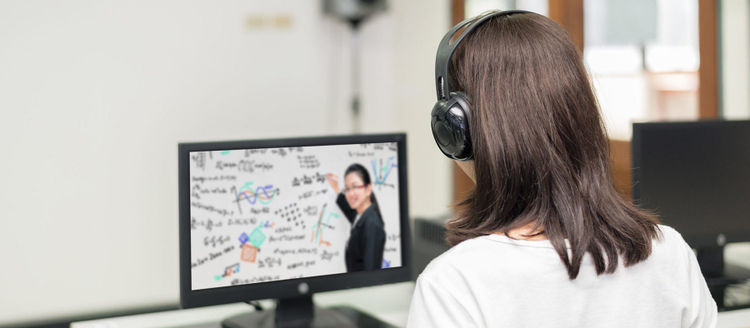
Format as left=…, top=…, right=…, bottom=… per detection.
left=407, top=10, right=716, bottom=327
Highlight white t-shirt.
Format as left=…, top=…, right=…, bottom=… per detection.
left=407, top=225, right=717, bottom=328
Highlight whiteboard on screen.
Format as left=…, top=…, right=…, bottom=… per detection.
left=188, top=142, right=402, bottom=290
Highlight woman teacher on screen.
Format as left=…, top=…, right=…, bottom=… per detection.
left=326, top=163, right=386, bottom=272
left=406, top=10, right=716, bottom=328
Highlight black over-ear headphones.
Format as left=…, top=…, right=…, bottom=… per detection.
left=431, top=10, right=531, bottom=161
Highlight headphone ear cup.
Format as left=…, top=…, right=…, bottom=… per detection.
left=430, top=92, right=473, bottom=161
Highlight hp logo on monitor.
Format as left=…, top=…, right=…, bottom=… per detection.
left=298, top=282, right=309, bottom=295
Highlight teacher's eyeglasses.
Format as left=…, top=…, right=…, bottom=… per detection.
left=343, top=185, right=366, bottom=194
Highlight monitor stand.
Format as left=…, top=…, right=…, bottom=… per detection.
left=221, top=295, right=398, bottom=328
left=697, top=246, right=750, bottom=311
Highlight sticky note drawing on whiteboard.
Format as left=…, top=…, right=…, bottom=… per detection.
left=239, top=232, right=249, bottom=245
left=241, top=244, right=258, bottom=263
left=249, top=227, right=266, bottom=248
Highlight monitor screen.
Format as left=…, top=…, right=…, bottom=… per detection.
left=179, top=134, right=410, bottom=307
left=632, top=120, right=750, bottom=248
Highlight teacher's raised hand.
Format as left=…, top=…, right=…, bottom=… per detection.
left=326, top=173, right=340, bottom=194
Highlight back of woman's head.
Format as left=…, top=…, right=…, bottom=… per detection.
left=445, top=11, right=660, bottom=280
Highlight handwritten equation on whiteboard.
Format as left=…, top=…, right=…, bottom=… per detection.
left=189, top=142, right=402, bottom=290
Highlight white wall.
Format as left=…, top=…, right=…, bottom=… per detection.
left=0, top=0, right=451, bottom=325
left=389, top=1, right=453, bottom=219
left=720, top=0, right=750, bottom=119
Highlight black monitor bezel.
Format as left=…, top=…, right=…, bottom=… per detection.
left=178, top=133, right=411, bottom=309
left=632, top=120, right=750, bottom=248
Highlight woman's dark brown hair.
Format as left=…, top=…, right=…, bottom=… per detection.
left=446, top=11, right=661, bottom=280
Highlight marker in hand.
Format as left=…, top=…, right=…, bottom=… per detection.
left=326, top=173, right=340, bottom=194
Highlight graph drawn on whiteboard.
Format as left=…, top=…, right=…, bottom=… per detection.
left=214, top=263, right=240, bottom=281
left=371, top=156, right=398, bottom=189
left=232, top=182, right=280, bottom=214
left=311, top=204, right=339, bottom=246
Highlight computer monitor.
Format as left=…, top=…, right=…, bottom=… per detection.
left=178, top=133, right=410, bottom=328
left=632, top=120, right=750, bottom=308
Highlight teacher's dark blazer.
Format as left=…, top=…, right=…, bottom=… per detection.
left=336, top=193, right=386, bottom=272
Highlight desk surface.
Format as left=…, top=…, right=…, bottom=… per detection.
left=71, top=282, right=415, bottom=328
left=72, top=280, right=750, bottom=328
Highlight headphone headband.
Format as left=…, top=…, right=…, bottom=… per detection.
left=434, top=9, right=531, bottom=101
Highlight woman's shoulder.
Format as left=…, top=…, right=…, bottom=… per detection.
left=360, top=205, right=380, bottom=218
left=419, top=225, right=688, bottom=279
left=357, top=206, right=382, bottom=226
left=639, top=224, right=696, bottom=271
left=653, top=224, right=689, bottom=250
left=417, top=236, right=499, bottom=283
left=661, top=224, right=696, bottom=245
